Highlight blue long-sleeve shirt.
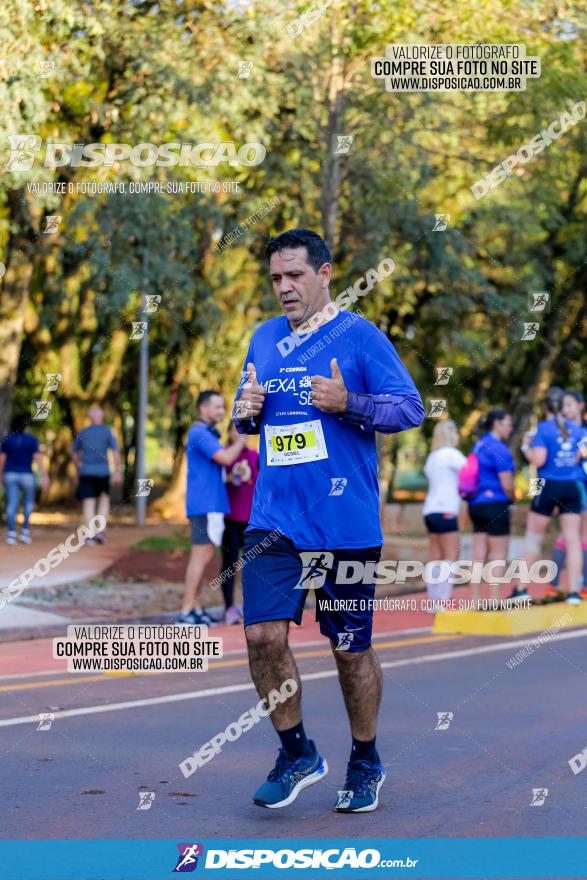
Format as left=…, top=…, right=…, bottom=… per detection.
left=233, top=310, right=423, bottom=549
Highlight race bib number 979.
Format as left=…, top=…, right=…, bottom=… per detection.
left=265, top=419, right=328, bottom=466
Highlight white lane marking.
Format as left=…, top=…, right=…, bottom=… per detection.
left=0, top=627, right=432, bottom=681
left=0, top=627, right=585, bottom=729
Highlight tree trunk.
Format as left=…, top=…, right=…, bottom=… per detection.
left=0, top=189, right=37, bottom=438
left=320, top=15, right=345, bottom=250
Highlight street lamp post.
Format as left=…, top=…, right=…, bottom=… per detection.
left=136, top=250, right=149, bottom=525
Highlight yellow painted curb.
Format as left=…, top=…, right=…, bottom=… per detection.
left=432, top=602, right=587, bottom=636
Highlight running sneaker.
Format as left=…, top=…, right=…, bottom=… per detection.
left=253, top=741, right=328, bottom=808
left=334, top=759, right=386, bottom=813
left=580, top=588, right=587, bottom=601
left=504, top=587, right=530, bottom=605
left=545, top=584, right=562, bottom=597
left=94, top=531, right=107, bottom=545
left=84, top=538, right=96, bottom=547
left=6, top=532, right=17, bottom=546
left=566, top=592, right=582, bottom=605
left=224, top=605, right=241, bottom=625
left=17, top=530, right=32, bottom=545
left=196, top=609, right=220, bottom=627
left=176, top=610, right=199, bottom=625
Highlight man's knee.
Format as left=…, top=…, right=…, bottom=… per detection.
left=332, top=643, right=373, bottom=664
left=246, top=621, right=288, bottom=656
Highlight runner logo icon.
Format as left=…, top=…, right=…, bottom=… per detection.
left=294, top=552, right=334, bottom=590
left=530, top=787, right=549, bottom=806
left=329, top=477, right=348, bottom=496
left=173, top=843, right=204, bottom=872
left=336, top=632, right=355, bottom=651
left=435, top=711, right=453, bottom=730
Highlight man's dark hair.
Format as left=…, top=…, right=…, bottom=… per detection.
left=265, top=228, right=332, bottom=273
left=10, top=413, right=28, bottom=433
left=197, top=390, right=222, bottom=409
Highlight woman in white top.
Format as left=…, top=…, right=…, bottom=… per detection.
left=422, top=420, right=466, bottom=601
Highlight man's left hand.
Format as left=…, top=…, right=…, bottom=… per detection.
left=311, top=358, right=349, bottom=414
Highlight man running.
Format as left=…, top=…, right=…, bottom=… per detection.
left=233, top=228, right=424, bottom=812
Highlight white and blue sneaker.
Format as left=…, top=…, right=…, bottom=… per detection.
left=334, top=759, right=386, bottom=812
left=253, top=741, right=328, bottom=808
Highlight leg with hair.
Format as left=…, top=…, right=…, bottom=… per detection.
left=247, top=619, right=328, bottom=809
left=471, top=532, right=488, bottom=605
left=486, top=535, right=509, bottom=603
left=560, top=513, right=582, bottom=594
left=332, top=646, right=382, bottom=741
left=246, top=620, right=302, bottom=731
left=181, top=543, right=215, bottom=613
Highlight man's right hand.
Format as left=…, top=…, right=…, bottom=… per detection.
left=235, top=362, right=266, bottom=419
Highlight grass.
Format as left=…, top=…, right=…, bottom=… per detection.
left=132, top=531, right=192, bottom=553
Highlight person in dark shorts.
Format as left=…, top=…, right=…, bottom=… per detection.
left=0, top=414, right=49, bottom=545
left=546, top=390, right=587, bottom=599
left=422, top=419, right=466, bottom=604
left=511, top=387, right=585, bottom=604
left=220, top=422, right=259, bottom=625
left=72, top=406, right=121, bottom=545
left=233, top=228, right=424, bottom=812
left=467, top=409, right=516, bottom=603
left=178, top=392, right=247, bottom=626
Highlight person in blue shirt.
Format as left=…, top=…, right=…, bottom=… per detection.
left=232, top=228, right=424, bottom=813
left=72, top=406, right=121, bottom=546
left=467, top=409, right=516, bottom=603
left=178, top=390, right=247, bottom=627
left=513, top=387, right=585, bottom=604
left=0, top=414, right=49, bottom=545
left=544, top=389, right=587, bottom=600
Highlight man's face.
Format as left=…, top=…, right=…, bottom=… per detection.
left=269, top=247, right=331, bottom=329
left=200, top=395, right=225, bottom=425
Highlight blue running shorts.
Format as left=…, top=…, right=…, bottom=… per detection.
left=242, top=528, right=382, bottom=653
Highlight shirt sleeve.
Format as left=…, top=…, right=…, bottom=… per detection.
left=187, top=427, right=223, bottom=461
left=529, top=424, right=548, bottom=449
left=341, top=326, right=425, bottom=434
left=72, top=434, right=81, bottom=453
left=449, top=449, right=467, bottom=471
left=108, top=430, right=119, bottom=451
left=233, top=337, right=260, bottom=435
left=0, top=438, right=7, bottom=453
left=31, top=435, right=40, bottom=454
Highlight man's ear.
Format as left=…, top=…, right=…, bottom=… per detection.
left=319, top=262, right=332, bottom=288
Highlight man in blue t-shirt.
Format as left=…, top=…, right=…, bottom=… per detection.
left=178, top=390, right=247, bottom=626
left=232, top=228, right=424, bottom=813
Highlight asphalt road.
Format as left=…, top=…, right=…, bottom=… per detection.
left=1, top=624, right=586, bottom=841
